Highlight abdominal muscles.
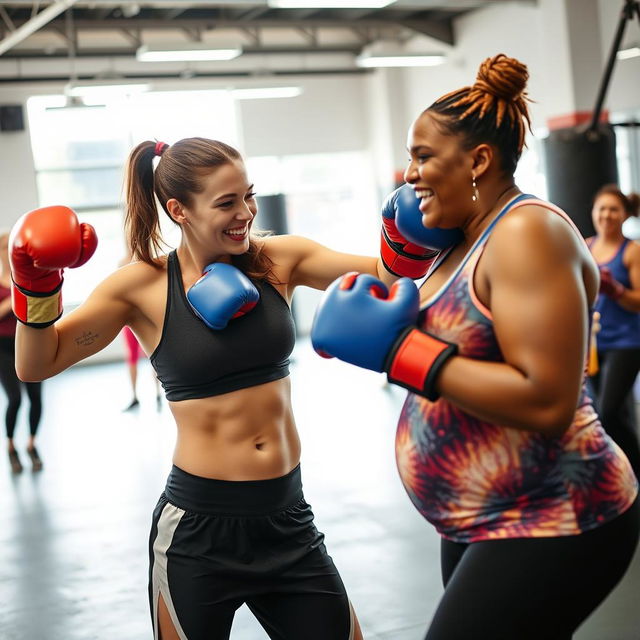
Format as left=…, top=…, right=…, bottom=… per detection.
left=169, top=377, right=301, bottom=481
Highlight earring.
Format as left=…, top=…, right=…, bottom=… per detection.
left=472, top=175, right=479, bottom=202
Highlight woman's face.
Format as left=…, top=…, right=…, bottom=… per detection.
left=404, top=111, right=474, bottom=229
left=592, top=193, right=626, bottom=237
left=183, top=160, right=257, bottom=257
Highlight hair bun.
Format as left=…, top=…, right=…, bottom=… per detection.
left=473, top=53, right=529, bottom=102
left=628, top=192, right=640, bottom=217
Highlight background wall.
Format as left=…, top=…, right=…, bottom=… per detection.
left=1, top=0, right=639, bottom=231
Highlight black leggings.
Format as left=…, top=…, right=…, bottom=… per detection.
left=425, top=497, right=640, bottom=640
left=589, top=347, right=640, bottom=476
left=0, top=336, right=42, bottom=439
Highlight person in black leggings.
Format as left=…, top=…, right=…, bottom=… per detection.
left=0, top=232, right=43, bottom=473
left=432, top=497, right=640, bottom=639
left=587, top=184, right=640, bottom=476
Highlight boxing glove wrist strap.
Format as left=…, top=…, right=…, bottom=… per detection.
left=11, top=279, right=63, bottom=328
left=380, top=229, right=438, bottom=279
left=384, top=327, right=457, bottom=401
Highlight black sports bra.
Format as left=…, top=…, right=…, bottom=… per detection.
left=150, top=251, right=295, bottom=401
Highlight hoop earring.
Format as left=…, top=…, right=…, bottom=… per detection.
left=472, top=175, right=479, bottom=203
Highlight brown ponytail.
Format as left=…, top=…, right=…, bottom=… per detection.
left=124, top=140, right=164, bottom=266
left=123, top=137, right=277, bottom=281
left=427, top=53, right=532, bottom=175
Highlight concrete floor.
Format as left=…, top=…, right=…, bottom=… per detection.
left=1, top=338, right=639, bottom=640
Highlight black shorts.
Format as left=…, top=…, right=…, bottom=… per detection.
left=148, top=464, right=355, bottom=640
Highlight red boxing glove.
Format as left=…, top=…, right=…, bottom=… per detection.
left=9, top=205, right=98, bottom=327
left=599, top=266, right=624, bottom=300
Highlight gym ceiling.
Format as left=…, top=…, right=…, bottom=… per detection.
left=0, top=0, right=525, bottom=84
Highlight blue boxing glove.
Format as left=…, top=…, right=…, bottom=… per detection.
left=390, top=183, right=463, bottom=254
left=187, top=263, right=259, bottom=330
left=381, top=187, right=439, bottom=279
left=312, top=272, right=457, bottom=401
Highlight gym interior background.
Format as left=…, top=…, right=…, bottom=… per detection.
left=0, top=1, right=639, bottom=639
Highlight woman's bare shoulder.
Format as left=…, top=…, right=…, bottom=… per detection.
left=96, top=256, right=168, bottom=299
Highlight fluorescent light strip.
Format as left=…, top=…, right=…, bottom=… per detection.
left=269, top=0, right=392, bottom=7
left=67, top=83, right=151, bottom=97
left=232, top=87, right=302, bottom=100
left=137, top=47, right=241, bottom=62
left=357, top=55, right=445, bottom=68
left=617, top=47, right=640, bottom=60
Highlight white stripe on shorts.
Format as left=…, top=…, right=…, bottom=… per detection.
left=151, top=501, right=188, bottom=640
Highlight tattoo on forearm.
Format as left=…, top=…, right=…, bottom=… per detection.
left=75, top=331, right=99, bottom=347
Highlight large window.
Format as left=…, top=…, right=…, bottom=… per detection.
left=26, top=90, right=238, bottom=305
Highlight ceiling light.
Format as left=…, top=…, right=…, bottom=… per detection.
left=617, top=46, right=640, bottom=60
left=66, top=80, right=151, bottom=97
left=136, top=45, right=242, bottom=62
left=356, top=53, right=445, bottom=68
left=45, top=95, right=106, bottom=111
left=269, top=0, right=393, bottom=7
left=231, top=86, right=303, bottom=100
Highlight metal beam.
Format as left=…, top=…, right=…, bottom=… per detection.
left=0, top=67, right=370, bottom=86
left=2, top=44, right=363, bottom=59
left=0, top=0, right=80, bottom=56
left=396, top=18, right=454, bottom=44
left=0, top=6, right=16, bottom=32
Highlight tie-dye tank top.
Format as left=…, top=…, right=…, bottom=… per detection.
left=395, top=195, right=638, bottom=543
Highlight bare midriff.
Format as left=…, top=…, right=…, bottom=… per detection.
left=168, top=376, right=301, bottom=481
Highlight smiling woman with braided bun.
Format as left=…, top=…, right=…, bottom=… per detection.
left=311, top=54, right=640, bottom=639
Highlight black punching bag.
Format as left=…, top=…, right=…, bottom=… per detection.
left=255, top=193, right=299, bottom=333
left=256, top=193, right=288, bottom=235
left=542, top=124, right=618, bottom=237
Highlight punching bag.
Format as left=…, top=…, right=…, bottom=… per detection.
left=256, top=193, right=288, bottom=235
left=255, top=193, right=299, bottom=333
left=542, top=123, right=618, bottom=238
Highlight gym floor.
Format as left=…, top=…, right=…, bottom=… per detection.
left=1, top=338, right=639, bottom=640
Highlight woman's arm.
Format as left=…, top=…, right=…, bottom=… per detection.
left=437, top=206, right=590, bottom=437
left=616, top=242, right=640, bottom=312
left=265, top=235, right=384, bottom=292
left=266, top=186, right=447, bottom=292
left=16, top=272, right=132, bottom=381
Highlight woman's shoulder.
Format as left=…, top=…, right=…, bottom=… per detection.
left=97, top=255, right=168, bottom=299
left=489, top=202, right=589, bottom=267
left=623, top=238, right=640, bottom=261
left=495, top=201, right=577, bottom=238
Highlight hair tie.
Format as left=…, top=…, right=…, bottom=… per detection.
left=154, top=141, right=168, bottom=157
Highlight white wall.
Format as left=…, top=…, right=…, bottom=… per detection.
left=403, top=2, right=544, bottom=132
left=0, top=83, right=61, bottom=231
left=0, top=127, right=38, bottom=228
left=2, top=0, right=638, bottom=231
left=239, top=75, right=368, bottom=157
